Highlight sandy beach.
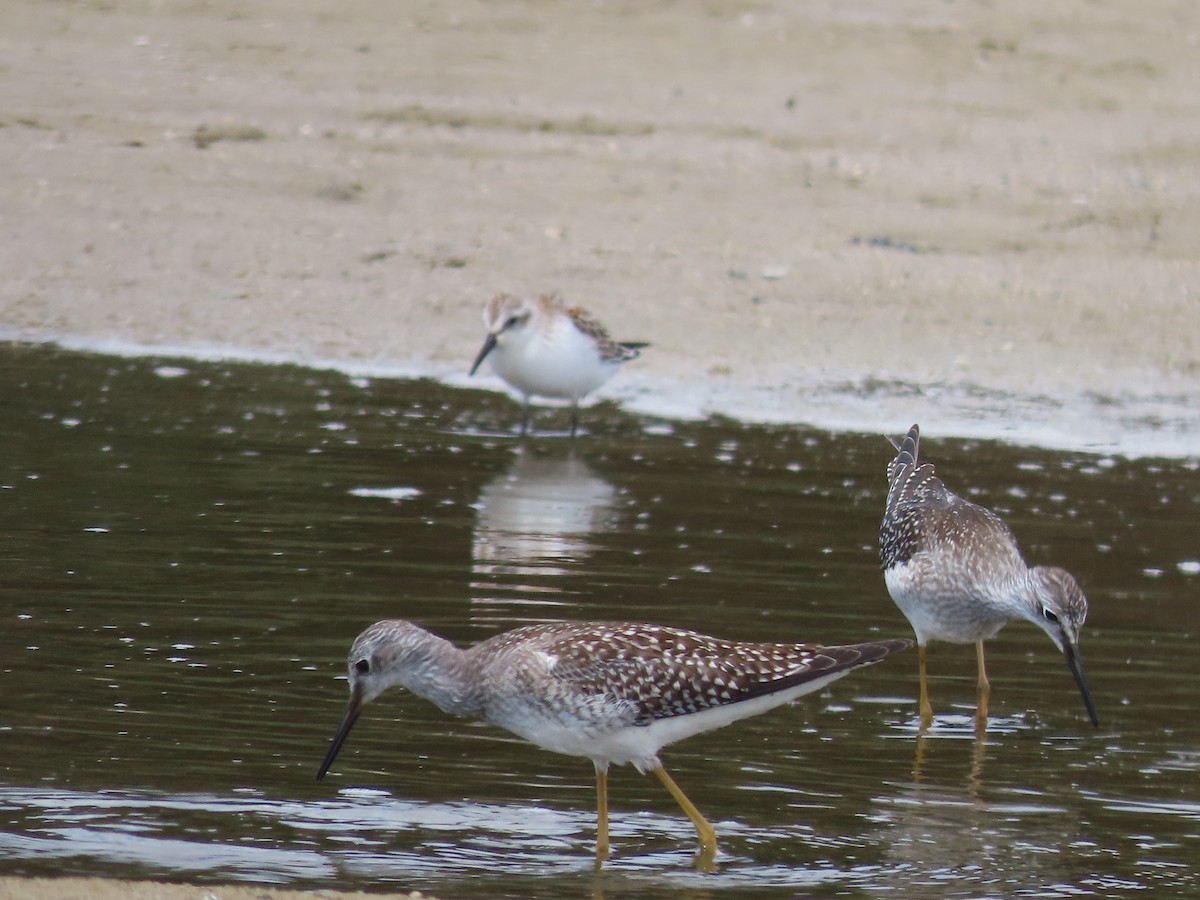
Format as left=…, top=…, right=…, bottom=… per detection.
left=1, top=0, right=1198, bottom=896
left=2, top=0, right=1200, bottom=458
left=4, top=0, right=1200, bottom=457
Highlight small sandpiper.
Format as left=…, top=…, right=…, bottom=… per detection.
left=317, top=618, right=910, bottom=868
left=468, top=293, right=647, bottom=436
left=880, top=423, right=1099, bottom=732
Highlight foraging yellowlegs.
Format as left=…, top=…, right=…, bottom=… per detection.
left=317, top=619, right=910, bottom=868
left=468, top=293, right=647, bottom=436
left=880, top=423, right=1099, bottom=731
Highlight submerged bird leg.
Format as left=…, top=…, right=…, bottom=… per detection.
left=975, top=639, right=991, bottom=731
left=918, top=644, right=933, bottom=731
left=652, top=765, right=717, bottom=870
left=570, top=402, right=580, bottom=438
left=594, top=764, right=610, bottom=867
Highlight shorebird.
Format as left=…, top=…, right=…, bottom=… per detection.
left=317, top=618, right=910, bottom=868
left=468, top=293, right=647, bottom=436
left=880, top=423, right=1099, bottom=731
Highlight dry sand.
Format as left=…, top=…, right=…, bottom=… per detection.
left=0, top=0, right=1198, bottom=896
left=4, top=0, right=1200, bottom=457
left=3, top=1, right=1200, bottom=456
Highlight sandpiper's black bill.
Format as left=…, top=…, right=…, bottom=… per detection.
left=1064, top=640, right=1099, bottom=727
left=468, top=334, right=498, bottom=376
left=317, top=688, right=362, bottom=780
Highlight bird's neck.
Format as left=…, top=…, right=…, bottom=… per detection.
left=1010, top=567, right=1047, bottom=621
left=400, top=633, right=486, bottom=719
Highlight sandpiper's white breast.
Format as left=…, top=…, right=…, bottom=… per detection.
left=489, top=313, right=620, bottom=401
left=884, top=562, right=1011, bottom=644
left=492, top=667, right=854, bottom=772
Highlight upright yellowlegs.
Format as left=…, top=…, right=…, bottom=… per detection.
left=317, top=618, right=910, bottom=868
left=880, top=423, right=1099, bottom=731
left=468, top=293, right=647, bottom=436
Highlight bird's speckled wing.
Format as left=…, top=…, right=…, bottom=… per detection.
left=881, top=425, right=1020, bottom=572
left=565, top=306, right=643, bottom=363
left=533, top=623, right=901, bottom=725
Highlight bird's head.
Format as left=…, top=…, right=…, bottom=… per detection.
left=316, top=620, right=433, bottom=779
left=469, top=294, right=538, bottom=375
left=1027, top=565, right=1099, bottom=727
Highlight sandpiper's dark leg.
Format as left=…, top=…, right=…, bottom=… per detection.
left=519, top=399, right=531, bottom=436
left=570, top=402, right=580, bottom=438
left=652, top=765, right=716, bottom=870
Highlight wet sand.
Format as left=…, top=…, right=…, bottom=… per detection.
left=1, top=1, right=1198, bottom=896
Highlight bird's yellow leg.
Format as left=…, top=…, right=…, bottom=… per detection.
left=918, top=644, right=933, bottom=732
left=652, top=765, right=717, bottom=870
left=975, top=639, right=991, bottom=733
left=594, top=765, right=610, bottom=868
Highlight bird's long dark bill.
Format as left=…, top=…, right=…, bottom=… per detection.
left=1064, top=641, right=1100, bottom=727
left=317, top=689, right=362, bottom=780
left=468, top=334, right=497, bottom=376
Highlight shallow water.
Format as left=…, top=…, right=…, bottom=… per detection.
left=0, top=343, right=1197, bottom=898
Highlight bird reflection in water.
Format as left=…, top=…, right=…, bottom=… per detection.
left=471, top=448, right=620, bottom=611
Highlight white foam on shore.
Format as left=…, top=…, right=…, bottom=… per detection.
left=10, top=330, right=1199, bottom=459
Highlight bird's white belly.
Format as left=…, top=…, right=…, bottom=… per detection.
left=885, top=562, right=1011, bottom=645
left=496, top=669, right=852, bottom=772
left=491, top=330, right=618, bottom=400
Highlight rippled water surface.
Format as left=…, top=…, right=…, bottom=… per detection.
left=1, top=344, right=1197, bottom=898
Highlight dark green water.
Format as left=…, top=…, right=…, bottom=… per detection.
left=0, top=343, right=1196, bottom=898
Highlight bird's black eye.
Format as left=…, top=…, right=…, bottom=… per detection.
left=355, top=658, right=370, bottom=674
left=1042, top=608, right=1060, bottom=624
left=505, top=315, right=520, bottom=329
